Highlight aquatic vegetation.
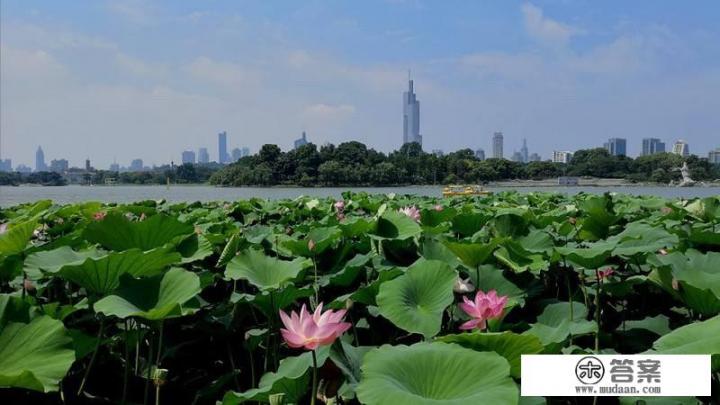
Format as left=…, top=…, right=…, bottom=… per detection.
left=0, top=192, right=718, bottom=403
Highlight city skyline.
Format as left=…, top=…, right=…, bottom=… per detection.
left=2, top=1, right=720, bottom=167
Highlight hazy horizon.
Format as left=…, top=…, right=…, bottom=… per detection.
left=2, top=1, right=719, bottom=169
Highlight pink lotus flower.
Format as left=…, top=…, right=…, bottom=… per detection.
left=434, top=204, right=443, bottom=212
left=459, top=290, right=508, bottom=331
left=334, top=200, right=345, bottom=211
left=399, top=206, right=421, bottom=222
left=279, top=303, right=351, bottom=350
left=598, top=268, right=614, bottom=280
left=93, top=211, right=106, bottom=221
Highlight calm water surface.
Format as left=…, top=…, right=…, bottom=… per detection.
left=1, top=185, right=719, bottom=206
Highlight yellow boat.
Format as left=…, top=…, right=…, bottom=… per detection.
left=442, top=185, right=493, bottom=197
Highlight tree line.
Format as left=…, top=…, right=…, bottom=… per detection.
left=208, top=142, right=720, bottom=186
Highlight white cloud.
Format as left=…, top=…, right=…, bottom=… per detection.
left=521, top=2, right=579, bottom=47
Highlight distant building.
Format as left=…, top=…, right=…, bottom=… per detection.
left=218, top=131, right=228, bottom=163
left=198, top=148, right=210, bottom=164
left=475, top=149, right=485, bottom=160
left=511, top=151, right=524, bottom=162
left=129, top=159, right=144, bottom=171
left=50, top=159, right=69, bottom=173
left=35, top=146, right=47, bottom=172
left=672, top=139, right=690, bottom=157
left=16, top=164, right=32, bottom=174
left=109, top=163, right=120, bottom=172
left=529, top=153, right=541, bottom=162
left=294, top=131, right=309, bottom=149
left=0, top=159, right=12, bottom=172
left=431, top=149, right=444, bottom=157
left=604, top=138, right=627, bottom=156
left=241, top=147, right=250, bottom=157
left=520, top=139, right=529, bottom=163
left=708, top=148, right=720, bottom=165
left=231, top=148, right=242, bottom=161
left=492, top=132, right=503, bottom=159
left=402, top=77, right=422, bottom=146
left=641, top=138, right=666, bottom=156
left=181, top=150, right=196, bottom=164
left=85, top=159, right=94, bottom=171
left=553, top=151, right=573, bottom=163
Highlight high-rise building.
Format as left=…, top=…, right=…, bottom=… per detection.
left=529, top=153, right=541, bottom=162
left=604, top=138, right=627, bottom=156
left=0, top=159, right=12, bottom=172
left=492, top=132, right=503, bottom=159
left=294, top=131, right=308, bottom=149
left=431, top=149, right=444, bottom=157
left=16, top=164, right=32, bottom=174
left=231, top=148, right=242, bottom=161
left=50, top=159, right=69, bottom=173
left=198, top=148, right=210, bottom=164
left=35, top=146, right=47, bottom=172
left=181, top=150, right=196, bottom=164
left=218, top=131, right=228, bottom=163
left=85, top=159, right=93, bottom=171
left=672, top=140, right=690, bottom=157
left=241, top=147, right=250, bottom=157
left=511, top=151, right=523, bottom=162
left=109, top=163, right=120, bottom=172
left=402, top=77, right=422, bottom=146
left=475, top=149, right=485, bottom=160
left=520, top=139, right=529, bottom=163
left=130, top=159, right=144, bottom=171
left=553, top=151, right=573, bottom=163
left=709, top=148, right=720, bottom=165
left=641, top=138, right=665, bottom=156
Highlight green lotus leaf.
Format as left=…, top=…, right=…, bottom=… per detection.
left=371, top=211, right=422, bottom=240
left=622, top=315, right=671, bottom=336
left=329, top=340, right=374, bottom=397
left=516, top=229, right=554, bottom=254
left=225, top=248, right=310, bottom=291
left=0, top=294, right=32, bottom=328
left=177, top=233, right=214, bottom=264
left=45, top=248, right=181, bottom=296
left=525, top=302, right=597, bottom=345
left=494, top=241, right=548, bottom=274
left=0, top=316, right=75, bottom=392
left=23, top=246, right=102, bottom=280
left=689, top=227, right=720, bottom=247
left=436, top=331, right=544, bottom=378
left=216, top=232, right=241, bottom=267
left=451, top=212, right=489, bottom=237
left=83, top=212, right=194, bottom=251
left=684, top=196, right=720, bottom=222
left=338, top=217, right=375, bottom=238
left=491, top=213, right=528, bottom=238
left=421, top=239, right=462, bottom=268
left=467, top=265, right=525, bottom=307
left=651, top=315, right=720, bottom=371
left=649, top=249, right=720, bottom=315
left=578, top=194, right=618, bottom=241
left=94, top=267, right=201, bottom=320
left=607, top=222, right=678, bottom=257
left=221, top=346, right=330, bottom=404
left=555, top=243, right=613, bottom=269
left=444, top=241, right=496, bottom=268
left=282, top=226, right=342, bottom=256
left=0, top=220, right=36, bottom=256
left=377, top=259, right=456, bottom=338
left=356, top=342, right=518, bottom=405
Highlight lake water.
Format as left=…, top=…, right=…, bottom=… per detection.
left=1, top=185, right=719, bottom=207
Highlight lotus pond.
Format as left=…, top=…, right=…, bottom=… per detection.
left=0, top=192, right=719, bottom=404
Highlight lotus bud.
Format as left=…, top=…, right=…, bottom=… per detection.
left=453, top=277, right=475, bottom=294
left=308, top=239, right=316, bottom=252
left=434, top=204, right=443, bottom=212
left=139, top=213, right=147, bottom=221
left=23, top=279, right=36, bottom=294
left=399, top=206, right=421, bottom=222
left=152, top=368, right=168, bottom=386
left=334, top=200, right=345, bottom=211
left=597, top=268, right=614, bottom=280
left=93, top=211, right=106, bottom=221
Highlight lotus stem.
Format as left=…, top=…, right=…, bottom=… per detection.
left=144, top=332, right=154, bottom=405
left=122, top=320, right=130, bottom=405
left=226, top=342, right=241, bottom=391
left=312, top=255, right=319, bottom=304
left=567, top=272, right=574, bottom=346
left=594, top=269, right=601, bottom=353
left=310, top=349, right=318, bottom=405
left=155, top=321, right=164, bottom=405
left=77, top=316, right=105, bottom=396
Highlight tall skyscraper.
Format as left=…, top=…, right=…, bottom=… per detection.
left=492, top=132, right=504, bottom=159
left=218, top=131, right=228, bottom=163
left=604, top=138, right=627, bottom=156
left=130, top=159, right=144, bottom=171
left=182, top=150, right=196, bottom=164
left=520, top=138, right=529, bottom=163
left=641, top=138, right=666, bottom=156
left=402, top=76, right=422, bottom=146
left=198, top=148, right=210, bottom=164
left=231, top=148, right=242, bottom=161
left=672, top=140, right=690, bottom=157
left=294, top=131, right=308, bottom=149
left=475, top=149, right=485, bottom=160
left=35, top=146, right=47, bottom=172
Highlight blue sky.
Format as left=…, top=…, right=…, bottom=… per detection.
left=1, top=1, right=719, bottom=168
